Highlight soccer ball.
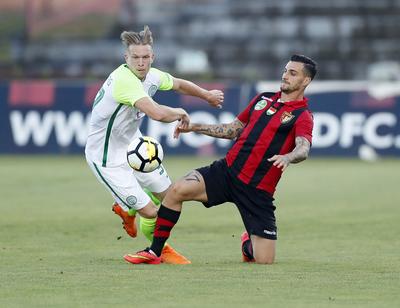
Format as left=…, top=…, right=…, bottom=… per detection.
left=127, top=136, right=164, bottom=172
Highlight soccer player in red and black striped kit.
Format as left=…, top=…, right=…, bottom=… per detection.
left=125, top=54, right=317, bottom=264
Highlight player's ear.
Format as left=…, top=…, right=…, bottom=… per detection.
left=150, top=53, right=155, bottom=64
left=124, top=52, right=128, bottom=62
left=303, top=76, right=311, bottom=87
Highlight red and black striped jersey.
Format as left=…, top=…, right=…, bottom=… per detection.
left=225, top=91, right=313, bottom=196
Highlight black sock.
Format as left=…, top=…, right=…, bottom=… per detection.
left=242, top=239, right=254, bottom=260
left=150, top=204, right=181, bottom=256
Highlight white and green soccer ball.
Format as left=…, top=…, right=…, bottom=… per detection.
left=127, top=136, right=164, bottom=172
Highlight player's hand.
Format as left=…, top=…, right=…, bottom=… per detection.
left=179, top=110, right=190, bottom=129
left=173, top=110, right=190, bottom=138
left=206, top=90, right=224, bottom=109
left=173, top=122, right=192, bottom=139
left=268, top=155, right=291, bottom=171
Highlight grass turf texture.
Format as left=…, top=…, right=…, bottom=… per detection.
left=0, top=156, right=399, bottom=307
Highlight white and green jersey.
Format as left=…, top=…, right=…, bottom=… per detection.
left=85, top=64, right=174, bottom=167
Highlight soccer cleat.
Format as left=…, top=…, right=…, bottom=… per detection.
left=124, top=249, right=161, bottom=265
left=112, top=203, right=137, bottom=238
left=241, top=232, right=255, bottom=263
left=161, top=244, right=191, bottom=264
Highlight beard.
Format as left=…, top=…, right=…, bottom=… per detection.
left=280, top=83, right=292, bottom=94
left=280, top=82, right=301, bottom=94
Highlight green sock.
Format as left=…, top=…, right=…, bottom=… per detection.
left=127, top=208, right=137, bottom=216
left=143, top=188, right=161, bottom=206
left=139, top=216, right=156, bottom=242
left=139, top=188, right=161, bottom=242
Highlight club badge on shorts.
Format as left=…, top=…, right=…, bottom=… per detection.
left=280, top=111, right=295, bottom=124
left=126, top=195, right=137, bottom=206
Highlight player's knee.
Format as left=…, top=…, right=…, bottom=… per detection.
left=169, top=181, right=192, bottom=201
left=254, top=255, right=275, bottom=264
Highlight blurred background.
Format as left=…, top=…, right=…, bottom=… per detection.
left=2, top=0, right=400, bottom=80
left=0, top=0, right=399, bottom=158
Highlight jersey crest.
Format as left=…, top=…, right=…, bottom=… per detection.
left=148, top=84, right=158, bottom=96
left=280, top=111, right=295, bottom=124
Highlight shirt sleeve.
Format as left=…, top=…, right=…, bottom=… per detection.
left=151, top=68, right=174, bottom=91
left=295, top=110, right=314, bottom=144
left=112, top=67, right=149, bottom=106
left=237, top=94, right=262, bottom=124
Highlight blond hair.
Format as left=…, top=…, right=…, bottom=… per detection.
left=121, top=25, right=153, bottom=47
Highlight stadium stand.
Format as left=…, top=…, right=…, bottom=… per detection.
left=1, top=0, right=399, bottom=80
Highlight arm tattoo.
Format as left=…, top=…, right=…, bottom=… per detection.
left=191, top=119, right=244, bottom=139
left=184, top=170, right=201, bottom=182
left=286, top=136, right=311, bottom=164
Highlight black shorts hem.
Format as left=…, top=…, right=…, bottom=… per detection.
left=249, top=230, right=277, bottom=240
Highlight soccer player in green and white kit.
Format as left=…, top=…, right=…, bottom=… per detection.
left=85, top=26, right=223, bottom=264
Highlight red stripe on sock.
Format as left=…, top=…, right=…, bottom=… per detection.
left=153, top=230, right=170, bottom=238
left=156, top=217, right=175, bottom=228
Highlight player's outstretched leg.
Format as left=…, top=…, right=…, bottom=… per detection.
left=139, top=189, right=191, bottom=264
left=124, top=205, right=188, bottom=265
left=124, top=173, right=206, bottom=265
left=112, top=203, right=137, bottom=238
left=138, top=216, right=190, bottom=264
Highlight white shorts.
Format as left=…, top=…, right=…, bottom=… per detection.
left=87, top=159, right=171, bottom=211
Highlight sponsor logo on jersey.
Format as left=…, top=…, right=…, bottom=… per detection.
left=280, top=111, right=294, bottom=124
left=254, top=99, right=268, bottom=110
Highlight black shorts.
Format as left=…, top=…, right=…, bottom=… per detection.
left=196, top=158, right=277, bottom=240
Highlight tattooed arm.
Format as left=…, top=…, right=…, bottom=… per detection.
left=175, top=118, right=245, bottom=139
left=268, top=136, right=311, bottom=171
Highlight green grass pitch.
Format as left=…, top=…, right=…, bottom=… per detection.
left=0, top=155, right=399, bottom=307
